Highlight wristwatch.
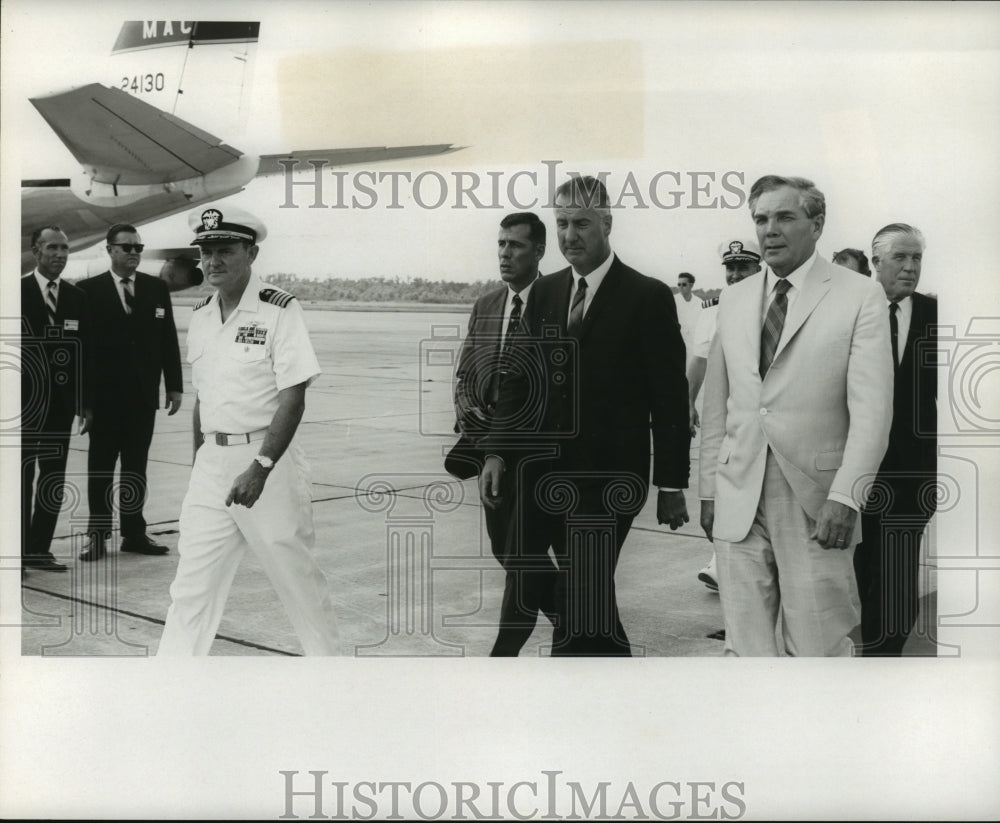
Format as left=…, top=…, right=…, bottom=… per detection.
left=254, top=454, right=275, bottom=471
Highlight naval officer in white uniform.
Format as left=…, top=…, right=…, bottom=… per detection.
left=158, top=205, right=340, bottom=655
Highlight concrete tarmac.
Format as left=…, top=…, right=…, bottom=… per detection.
left=18, top=304, right=938, bottom=657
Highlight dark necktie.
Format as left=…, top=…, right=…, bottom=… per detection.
left=568, top=276, right=587, bottom=334
left=759, top=277, right=791, bottom=377
left=889, top=301, right=900, bottom=369
left=503, top=293, right=522, bottom=351
left=490, top=294, right=523, bottom=408
left=121, top=277, right=134, bottom=315
left=44, top=281, right=58, bottom=326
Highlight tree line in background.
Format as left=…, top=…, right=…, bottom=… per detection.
left=183, top=272, right=720, bottom=305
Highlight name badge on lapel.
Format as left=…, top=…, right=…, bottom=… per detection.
left=63, top=319, right=79, bottom=331
left=155, top=307, right=166, bottom=319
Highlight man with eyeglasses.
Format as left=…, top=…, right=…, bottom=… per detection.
left=77, top=224, right=183, bottom=561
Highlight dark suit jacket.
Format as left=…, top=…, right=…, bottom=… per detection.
left=487, top=255, right=690, bottom=504
left=454, top=284, right=508, bottom=434
left=76, top=271, right=182, bottom=410
left=877, top=291, right=937, bottom=519
left=20, top=274, right=92, bottom=428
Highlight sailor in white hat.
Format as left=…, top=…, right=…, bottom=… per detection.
left=688, top=238, right=762, bottom=592
left=158, top=205, right=340, bottom=655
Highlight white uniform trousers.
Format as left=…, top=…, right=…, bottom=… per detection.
left=716, top=450, right=859, bottom=657
left=158, top=439, right=340, bottom=655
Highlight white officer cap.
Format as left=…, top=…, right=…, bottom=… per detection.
left=718, top=238, right=761, bottom=264
left=189, top=204, right=268, bottom=245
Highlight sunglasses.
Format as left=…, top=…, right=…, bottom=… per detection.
left=110, top=243, right=145, bottom=253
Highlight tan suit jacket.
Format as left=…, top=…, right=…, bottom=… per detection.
left=699, top=255, right=893, bottom=545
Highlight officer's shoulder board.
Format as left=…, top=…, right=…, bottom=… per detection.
left=193, top=295, right=213, bottom=311
left=701, top=297, right=720, bottom=309
left=259, top=287, right=296, bottom=308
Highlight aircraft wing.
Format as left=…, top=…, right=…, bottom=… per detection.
left=256, top=144, right=461, bottom=175
left=20, top=184, right=202, bottom=272
left=29, top=83, right=242, bottom=185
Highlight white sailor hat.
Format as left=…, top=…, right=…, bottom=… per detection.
left=719, top=238, right=761, bottom=264
left=189, top=204, right=267, bottom=245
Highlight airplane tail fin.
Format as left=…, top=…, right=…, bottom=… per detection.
left=108, top=21, right=259, bottom=142
left=30, top=84, right=242, bottom=185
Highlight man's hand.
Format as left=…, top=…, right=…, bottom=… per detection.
left=656, top=490, right=689, bottom=530
left=689, top=403, right=700, bottom=436
left=165, top=391, right=183, bottom=415
left=78, top=408, right=93, bottom=435
left=225, top=461, right=269, bottom=508
left=700, top=499, right=715, bottom=542
left=810, top=500, right=858, bottom=549
left=479, top=456, right=505, bottom=510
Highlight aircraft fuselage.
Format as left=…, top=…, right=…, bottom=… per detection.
left=20, top=154, right=257, bottom=272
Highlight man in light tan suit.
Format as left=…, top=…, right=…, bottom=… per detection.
left=699, top=175, right=893, bottom=656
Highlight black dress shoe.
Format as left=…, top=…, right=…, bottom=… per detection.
left=25, top=557, right=68, bottom=572
left=121, top=536, right=169, bottom=555
left=80, top=539, right=107, bottom=562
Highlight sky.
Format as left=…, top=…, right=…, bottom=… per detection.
left=3, top=0, right=999, bottom=299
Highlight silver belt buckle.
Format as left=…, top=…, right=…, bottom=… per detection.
left=215, top=432, right=250, bottom=446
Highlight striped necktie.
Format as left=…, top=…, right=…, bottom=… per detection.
left=121, top=277, right=134, bottom=315
left=759, top=277, right=791, bottom=377
left=44, top=281, right=58, bottom=326
left=568, top=276, right=587, bottom=334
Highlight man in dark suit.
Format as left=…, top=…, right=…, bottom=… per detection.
left=21, top=226, right=93, bottom=572
left=77, top=224, right=183, bottom=560
left=854, top=223, right=937, bottom=656
left=481, top=176, right=691, bottom=656
left=450, top=212, right=559, bottom=656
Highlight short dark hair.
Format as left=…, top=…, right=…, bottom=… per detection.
left=748, top=175, right=825, bottom=219
left=31, top=225, right=64, bottom=250
left=553, top=175, right=611, bottom=210
left=500, top=212, right=546, bottom=246
left=677, top=272, right=695, bottom=285
left=832, top=248, right=871, bottom=276
left=106, top=223, right=139, bottom=244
